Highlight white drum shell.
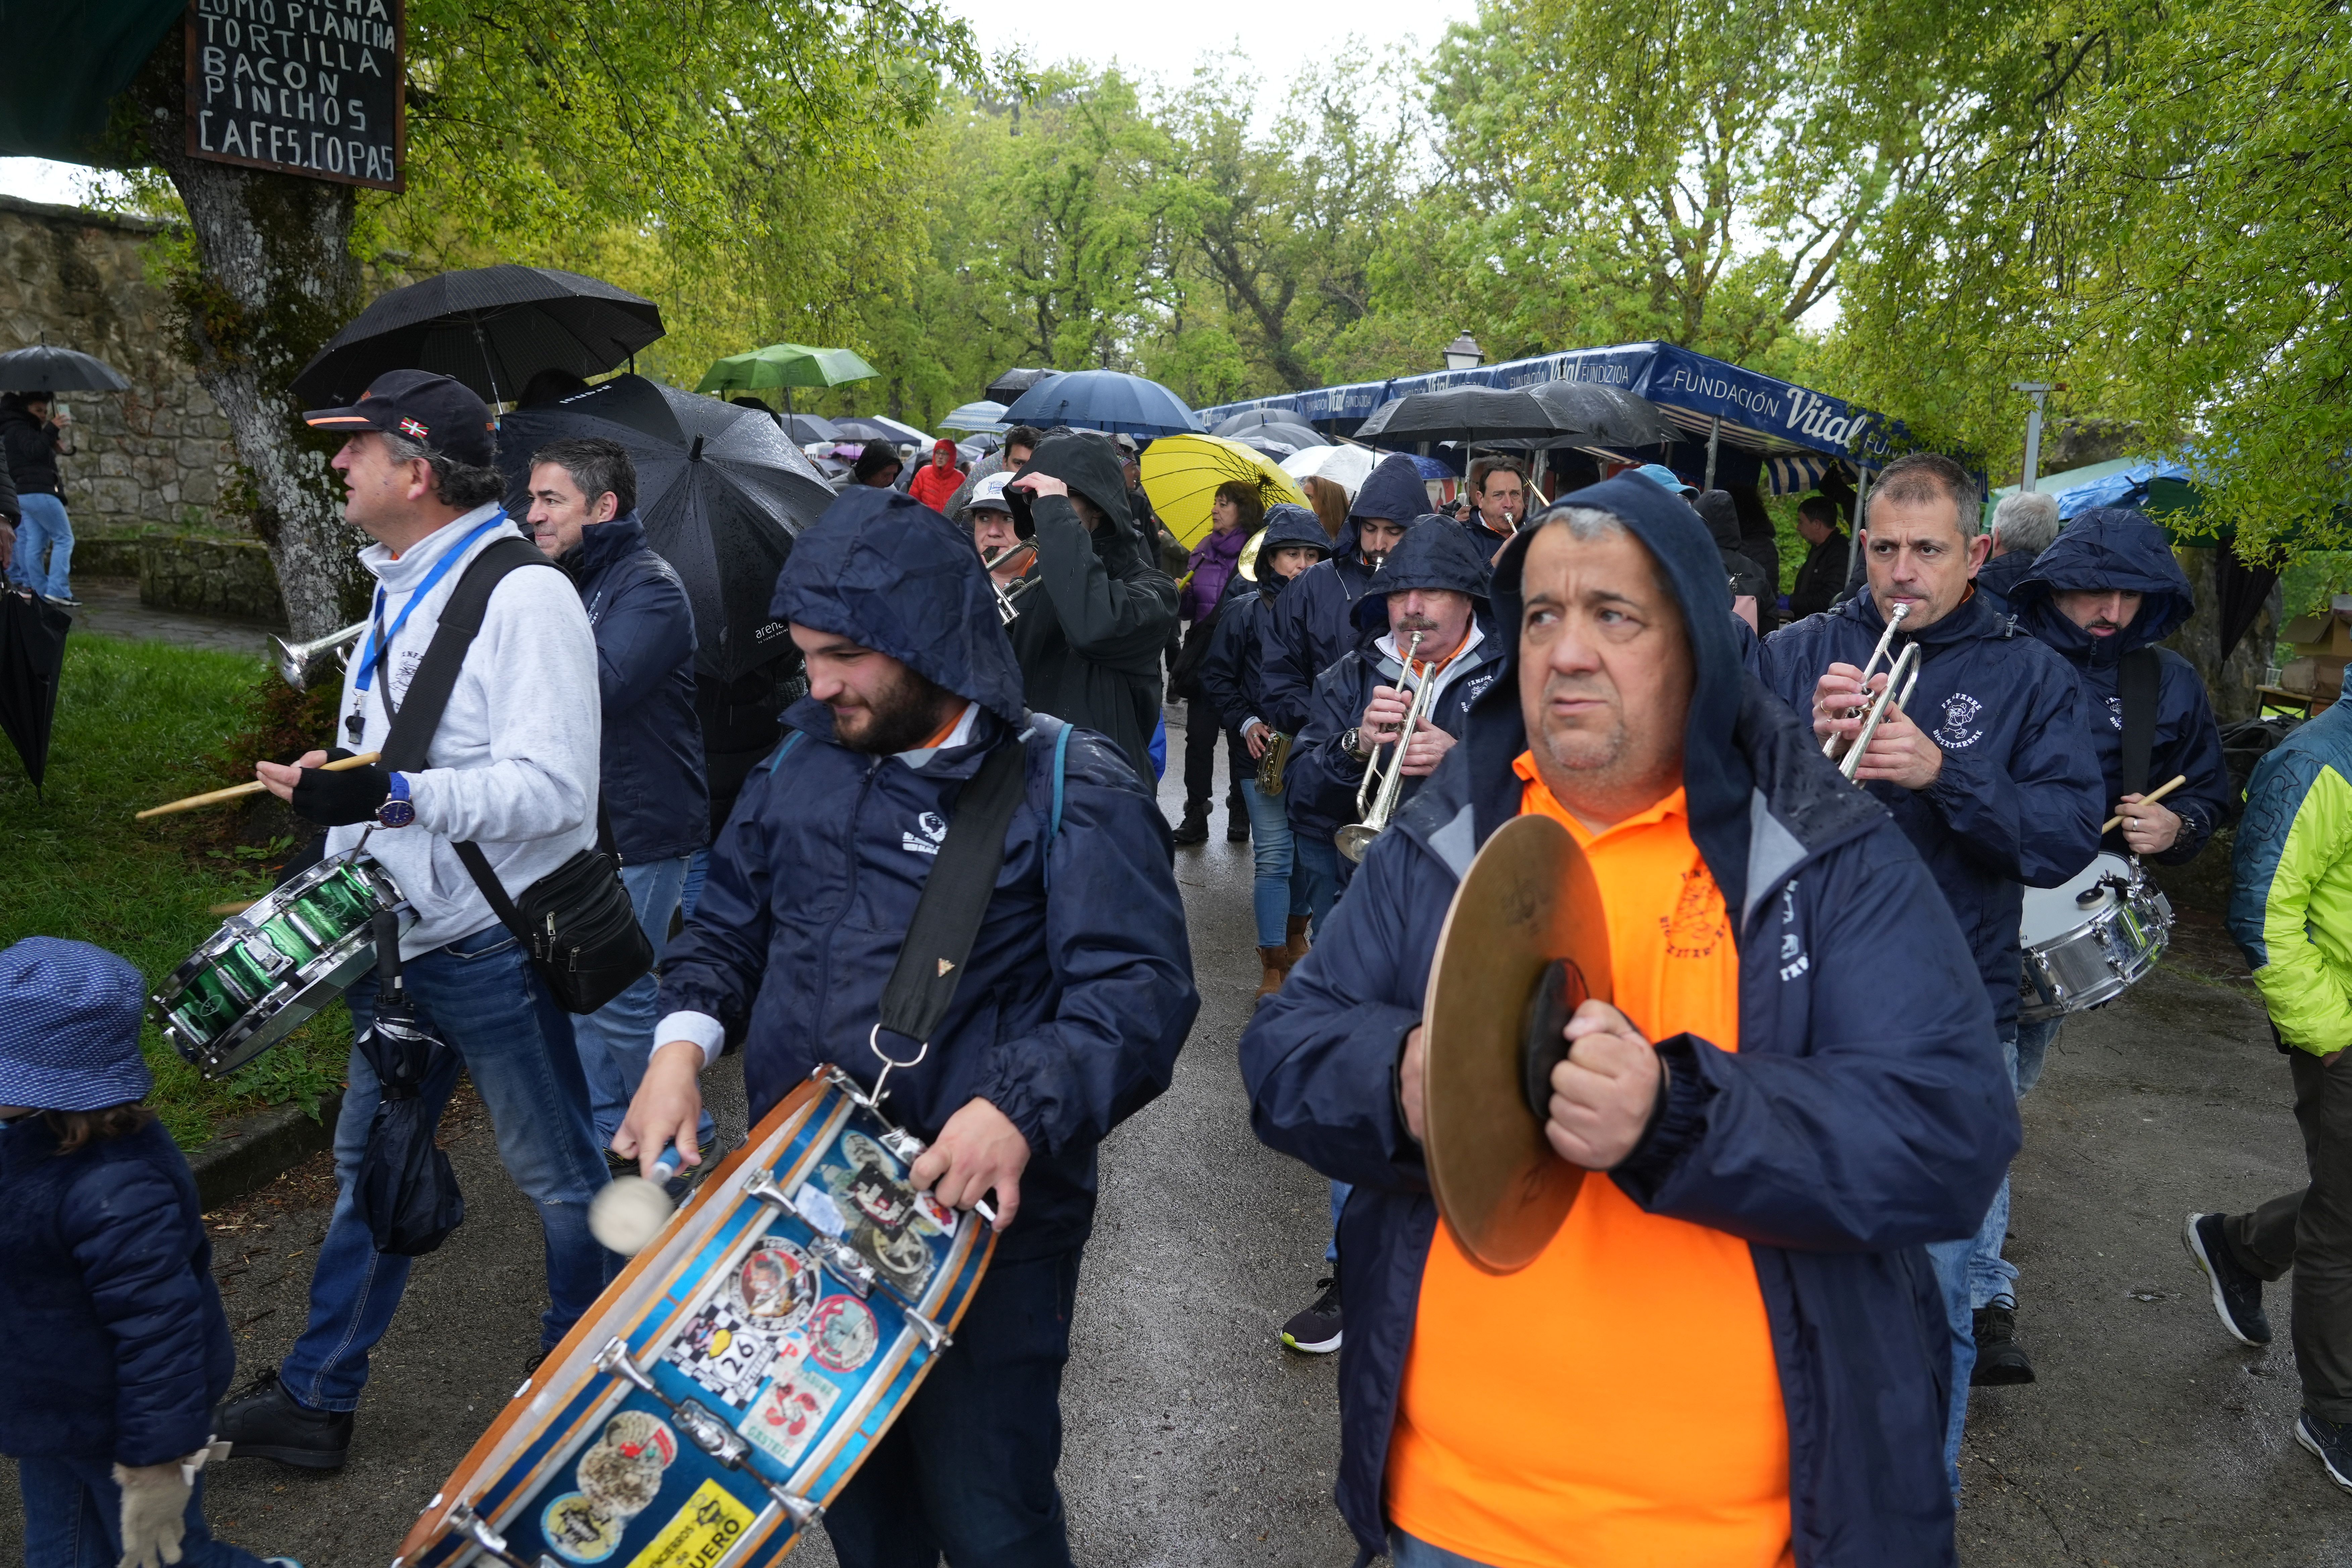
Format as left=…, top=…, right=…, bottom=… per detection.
left=2018, top=852, right=2172, bottom=1022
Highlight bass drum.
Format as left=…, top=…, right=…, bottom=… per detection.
left=395, top=1067, right=993, bottom=1568
left=2018, top=851, right=2172, bottom=1022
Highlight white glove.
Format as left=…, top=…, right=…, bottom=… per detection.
left=113, top=1442, right=222, bottom=1568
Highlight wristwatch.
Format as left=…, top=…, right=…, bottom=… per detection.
left=1342, top=727, right=1368, bottom=762
left=376, top=772, right=415, bottom=829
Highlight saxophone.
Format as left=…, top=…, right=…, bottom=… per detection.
left=1256, top=729, right=1292, bottom=796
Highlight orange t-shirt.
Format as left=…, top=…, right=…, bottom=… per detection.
left=1385, top=755, right=1794, bottom=1568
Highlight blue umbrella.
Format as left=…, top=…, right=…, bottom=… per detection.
left=1001, top=369, right=1204, bottom=438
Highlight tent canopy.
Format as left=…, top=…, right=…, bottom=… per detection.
left=0, top=1, right=178, bottom=161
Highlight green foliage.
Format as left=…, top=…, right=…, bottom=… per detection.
left=0, top=636, right=347, bottom=1149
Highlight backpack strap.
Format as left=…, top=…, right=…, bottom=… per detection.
left=875, top=739, right=1028, bottom=1050
left=2118, top=647, right=2160, bottom=798
left=378, top=536, right=559, bottom=773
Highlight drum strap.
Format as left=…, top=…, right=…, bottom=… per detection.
left=378, top=537, right=559, bottom=773
left=2118, top=648, right=2160, bottom=798
left=877, top=739, right=1028, bottom=1051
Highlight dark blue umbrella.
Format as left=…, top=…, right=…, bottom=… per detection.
left=1002, top=369, right=1204, bottom=439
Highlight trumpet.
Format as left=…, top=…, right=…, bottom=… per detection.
left=269, top=620, right=368, bottom=690
left=1336, top=632, right=1431, bottom=863
left=982, top=540, right=1042, bottom=625
left=1821, top=603, right=1922, bottom=780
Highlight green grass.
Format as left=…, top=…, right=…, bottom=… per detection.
left=0, top=633, right=346, bottom=1149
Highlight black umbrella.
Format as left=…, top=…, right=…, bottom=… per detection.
left=1354, top=387, right=1569, bottom=444
left=984, top=367, right=1059, bottom=405
left=1210, top=409, right=1327, bottom=444
left=0, top=585, right=70, bottom=796
left=497, top=376, right=835, bottom=680
left=0, top=344, right=129, bottom=393
left=291, top=265, right=665, bottom=406
left=779, top=412, right=844, bottom=445
left=1527, top=380, right=1680, bottom=447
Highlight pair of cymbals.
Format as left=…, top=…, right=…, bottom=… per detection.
left=1420, top=813, right=1612, bottom=1273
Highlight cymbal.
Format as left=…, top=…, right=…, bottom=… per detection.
left=1420, top=812, right=1613, bottom=1274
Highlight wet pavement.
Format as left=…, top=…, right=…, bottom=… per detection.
left=4, top=703, right=2350, bottom=1565
left=64, top=575, right=281, bottom=660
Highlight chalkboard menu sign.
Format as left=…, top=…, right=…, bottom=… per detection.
left=185, top=0, right=405, bottom=191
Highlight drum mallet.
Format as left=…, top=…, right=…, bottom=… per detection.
left=136, top=752, right=382, bottom=820
left=590, top=1146, right=688, bottom=1255
left=2102, top=773, right=2187, bottom=835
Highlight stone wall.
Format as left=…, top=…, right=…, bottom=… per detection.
left=137, top=536, right=287, bottom=624
left=0, top=194, right=242, bottom=541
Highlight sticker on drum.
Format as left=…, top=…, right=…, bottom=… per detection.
left=630, top=1477, right=754, bottom=1568
left=575, top=1441, right=664, bottom=1519
left=739, top=1367, right=842, bottom=1468
left=809, top=1295, right=880, bottom=1373
left=732, top=1235, right=820, bottom=1327
left=665, top=1299, right=782, bottom=1407
left=794, top=1181, right=848, bottom=1238
left=868, top=1224, right=936, bottom=1294
left=540, top=1492, right=625, bottom=1563
left=598, top=1410, right=678, bottom=1468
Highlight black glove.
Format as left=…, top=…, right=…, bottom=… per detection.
left=291, top=748, right=392, bottom=827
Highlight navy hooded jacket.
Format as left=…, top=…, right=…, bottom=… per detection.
left=1261, top=454, right=1428, bottom=735
left=656, top=488, right=1198, bottom=1262
left=1240, top=477, right=2014, bottom=1565
left=2011, top=508, right=2231, bottom=864
left=0, top=1116, right=238, bottom=1465
left=1971, top=548, right=2041, bottom=617
left=1197, top=503, right=1331, bottom=740
left=1288, top=520, right=1506, bottom=844
left=1760, top=581, right=2104, bottom=1032
left=562, top=510, right=709, bottom=864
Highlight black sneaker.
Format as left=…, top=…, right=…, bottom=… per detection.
left=2299, top=1411, right=2352, bottom=1492
left=1171, top=807, right=1210, bottom=846
left=2184, top=1212, right=2272, bottom=1345
left=1971, top=1304, right=2036, bottom=1384
left=1281, top=1276, right=1343, bottom=1354
left=215, top=1369, right=352, bottom=1469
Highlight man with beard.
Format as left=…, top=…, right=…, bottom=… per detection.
left=618, top=485, right=1197, bottom=1568
left=995, top=431, right=1180, bottom=786
left=1760, top=452, right=2102, bottom=1489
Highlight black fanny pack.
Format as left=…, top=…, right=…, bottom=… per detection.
left=378, top=535, right=654, bottom=1014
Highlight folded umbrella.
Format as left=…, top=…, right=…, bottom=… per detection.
left=0, top=586, right=70, bottom=796
left=1003, top=369, right=1205, bottom=439
left=1139, top=434, right=1311, bottom=549
left=290, top=265, right=665, bottom=405
left=497, top=376, right=835, bottom=681
left=0, top=344, right=129, bottom=393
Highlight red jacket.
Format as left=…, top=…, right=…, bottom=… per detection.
left=908, top=460, right=964, bottom=512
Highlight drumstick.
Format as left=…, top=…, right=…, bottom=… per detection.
left=136, top=751, right=381, bottom=821
left=207, top=900, right=257, bottom=917
left=2102, top=773, right=2187, bottom=834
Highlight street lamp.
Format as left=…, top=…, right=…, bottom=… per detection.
left=1443, top=332, right=1484, bottom=372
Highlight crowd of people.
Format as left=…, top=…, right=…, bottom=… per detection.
left=2, top=363, right=2348, bottom=1568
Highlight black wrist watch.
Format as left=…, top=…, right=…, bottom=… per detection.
left=1343, top=727, right=1368, bottom=761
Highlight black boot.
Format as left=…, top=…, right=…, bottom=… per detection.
left=1971, top=1304, right=2036, bottom=1385
left=1171, top=803, right=1210, bottom=845
left=1226, top=793, right=1251, bottom=842
left=215, top=1369, right=354, bottom=1468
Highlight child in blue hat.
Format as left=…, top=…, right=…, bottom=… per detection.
left=0, top=937, right=303, bottom=1568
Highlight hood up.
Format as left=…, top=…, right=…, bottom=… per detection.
left=2012, top=506, right=2197, bottom=662
left=769, top=485, right=1028, bottom=728
left=1351, top=513, right=1492, bottom=630
left=1482, top=475, right=1755, bottom=913
left=1254, top=502, right=1333, bottom=602
left=1339, top=452, right=1431, bottom=559
left=1016, top=429, right=1155, bottom=577
left=1693, top=490, right=1742, bottom=549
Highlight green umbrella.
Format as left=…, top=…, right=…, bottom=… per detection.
left=694, top=342, right=878, bottom=420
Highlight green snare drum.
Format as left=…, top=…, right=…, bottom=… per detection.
left=154, top=851, right=405, bottom=1079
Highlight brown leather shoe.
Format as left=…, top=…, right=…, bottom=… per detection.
left=1256, top=945, right=1291, bottom=1004
left=1284, top=915, right=1312, bottom=967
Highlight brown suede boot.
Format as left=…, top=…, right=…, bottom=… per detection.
left=1284, top=915, right=1312, bottom=967
left=1256, top=945, right=1292, bottom=1005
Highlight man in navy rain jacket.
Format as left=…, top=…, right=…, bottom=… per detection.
left=1262, top=451, right=1429, bottom=736
left=526, top=437, right=711, bottom=1153
left=1760, top=452, right=2101, bottom=1431
left=1241, top=476, right=2016, bottom=1567
left=618, top=486, right=1197, bottom=1568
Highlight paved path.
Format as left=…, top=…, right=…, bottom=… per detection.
left=5, top=707, right=2350, bottom=1565
left=67, top=575, right=280, bottom=660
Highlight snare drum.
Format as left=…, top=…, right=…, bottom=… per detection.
left=2018, top=851, right=2172, bottom=1022
left=395, top=1067, right=994, bottom=1568
left=153, top=851, right=405, bottom=1079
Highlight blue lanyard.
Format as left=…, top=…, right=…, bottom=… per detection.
left=353, top=513, right=508, bottom=692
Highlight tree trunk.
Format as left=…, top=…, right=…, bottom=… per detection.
left=127, top=48, right=365, bottom=640
left=2161, top=544, right=2281, bottom=724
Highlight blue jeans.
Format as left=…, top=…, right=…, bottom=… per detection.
left=1327, top=1179, right=1351, bottom=1265
left=571, top=856, right=709, bottom=1150
left=1967, top=1018, right=2059, bottom=1311
left=1242, top=775, right=1312, bottom=949
left=1390, top=1527, right=1495, bottom=1568
left=278, top=923, right=617, bottom=1412
left=10, top=492, right=73, bottom=599
left=17, top=1455, right=271, bottom=1568
left=1926, top=1235, right=1976, bottom=1500
left=821, top=1250, right=1081, bottom=1568
left=1292, top=831, right=1340, bottom=935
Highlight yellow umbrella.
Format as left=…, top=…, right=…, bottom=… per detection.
left=1140, top=433, right=1310, bottom=549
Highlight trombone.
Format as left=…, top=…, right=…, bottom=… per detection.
left=269, top=620, right=368, bottom=691
left=1336, top=631, right=1431, bottom=863
left=982, top=540, right=1042, bottom=625
left=1821, top=603, right=1921, bottom=781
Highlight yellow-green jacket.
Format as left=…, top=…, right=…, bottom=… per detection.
left=2230, top=702, right=2352, bottom=1054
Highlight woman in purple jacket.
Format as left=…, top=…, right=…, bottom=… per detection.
left=1172, top=482, right=1262, bottom=844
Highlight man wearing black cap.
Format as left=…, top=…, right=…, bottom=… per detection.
left=218, top=370, right=614, bottom=1469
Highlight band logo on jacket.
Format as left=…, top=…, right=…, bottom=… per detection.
left=901, top=813, right=948, bottom=857
left=1456, top=671, right=1500, bottom=707
left=1777, top=882, right=1809, bottom=981
left=2103, top=694, right=2124, bottom=731
left=1935, top=691, right=1986, bottom=749
left=1663, top=863, right=1727, bottom=960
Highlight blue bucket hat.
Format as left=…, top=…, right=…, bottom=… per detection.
left=0, top=938, right=152, bottom=1111
left=1631, top=462, right=1699, bottom=499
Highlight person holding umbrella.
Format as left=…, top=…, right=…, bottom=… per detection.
left=2, top=393, right=79, bottom=607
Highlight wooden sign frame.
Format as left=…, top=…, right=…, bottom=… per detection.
left=184, top=0, right=406, bottom=192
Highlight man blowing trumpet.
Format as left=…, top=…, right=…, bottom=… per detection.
left=1240, top=476, right=2018, bottom=1567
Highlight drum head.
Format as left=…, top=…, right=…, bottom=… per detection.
left=1421, top=813, right=1612, bottom=1274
